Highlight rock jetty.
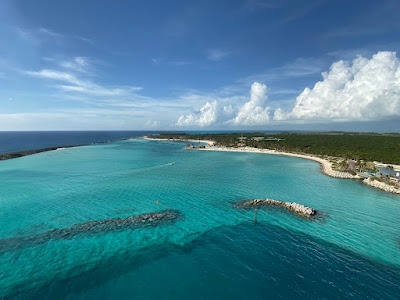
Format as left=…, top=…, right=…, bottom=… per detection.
left=238, top=199, right=317, bottom=217
left=0, top=209, right=182, bottom=253
left=363, top=178, right=400, bottom=194
left=322, top=168, right=357, bottom=179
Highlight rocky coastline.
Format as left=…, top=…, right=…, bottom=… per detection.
left=319, top=163, right=359, bottom=179
left=237, top=198, right=317, bottom=217
left=363, top=178, right=400, bottom=194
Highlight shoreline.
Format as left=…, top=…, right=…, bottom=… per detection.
left=142, top=136, right=215, bottom=146
left=3, top=135, right=399, bottom=196
left=181, top=142, right=400, bottom=196
left=143, top=136, right=354, bottom=178
left=193, top=144, right=359, bottom=179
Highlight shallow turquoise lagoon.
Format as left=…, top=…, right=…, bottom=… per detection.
left=0, top=139, right=399, bottom=299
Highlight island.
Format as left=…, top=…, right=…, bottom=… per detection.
left=144, top=132, right=400, bottom=195
left=0, top=137, right=135, bottom=161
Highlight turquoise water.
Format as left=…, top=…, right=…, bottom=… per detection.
left=0, top=139, right=399, bottom=298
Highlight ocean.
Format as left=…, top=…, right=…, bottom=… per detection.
left=0, top=131, right=154, bottom=154
left=0, top=134, right=399, bottom=299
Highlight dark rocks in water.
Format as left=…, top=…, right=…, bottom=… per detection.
left=0, top=210, right=182, bottom=253
left=236, top=199, right=317, bottom=217
left=0, top=145, right=83, bottom=161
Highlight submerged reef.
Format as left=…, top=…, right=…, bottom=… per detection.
left=0, top=210, right=182, bottom=252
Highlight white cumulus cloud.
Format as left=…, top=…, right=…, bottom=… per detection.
left=176, top=101, right=218, bottom=127
left=274, top=51, right=400, bottom=122
left=228, top=82, right=270, bottom=125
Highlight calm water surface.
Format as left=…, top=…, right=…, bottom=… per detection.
left=0, top=138, right=399, bottom=299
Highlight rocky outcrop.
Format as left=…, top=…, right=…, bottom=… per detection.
left=322, top=168, right=358, bottom=179
left=0, top=210, right=182, bottom=252
left=363, top=178, right=400, bottom=194
left=237, top=199, right=317, bottom=217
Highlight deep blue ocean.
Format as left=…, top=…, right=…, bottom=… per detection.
left=0, top=131, right=155, bottom=154
left=0, top=132, right=399, bottom=299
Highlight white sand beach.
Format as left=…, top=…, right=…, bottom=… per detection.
left=193, top=145, right=359, bottom=179
left=142, top=137, right=400, bottom=194
left=142, top=136, right=215, bottom=146
left=143, top=136, right=356, bottom=178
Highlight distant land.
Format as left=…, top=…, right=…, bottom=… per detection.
left=1, top=130, right=399, bottom=195
left=153, top=131, right=400, bottom=165
left=147, top=131, right=400, bottom=195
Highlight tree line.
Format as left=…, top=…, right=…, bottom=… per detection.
left=154, top=132, right=400, bottom=164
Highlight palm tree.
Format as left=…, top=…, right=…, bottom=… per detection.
left=339, top=159, right=348, bottom=171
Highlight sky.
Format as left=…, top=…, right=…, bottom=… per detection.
left=1, top=0, right=400, bottom=131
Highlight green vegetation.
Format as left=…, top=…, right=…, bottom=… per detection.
left=0, top=147, right=61, bottom=161
left=370, top=176, right=397, bottom=186
left=153, top=132, right=400, bottom=165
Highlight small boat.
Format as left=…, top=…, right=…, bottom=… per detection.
left=170, top=162, right=176, bottom=165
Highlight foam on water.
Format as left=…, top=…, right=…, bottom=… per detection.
left=0, top=138, right=399, bottom=298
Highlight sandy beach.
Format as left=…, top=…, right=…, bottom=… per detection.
left=193, top=144, right=359, bottom=179
left=142, top=137, right=400, bottom=194
left=142, top=136, right=356, bottom=179
left=194, top=144, right=400, bottom=194
left=142, top=136, right=215, bottom=146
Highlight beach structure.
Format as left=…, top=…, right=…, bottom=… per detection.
left=236, top=135, right=247, bottom=147
left=347, top=159, right=356, bottom=171
left=186, top=144, right=197, bottom=149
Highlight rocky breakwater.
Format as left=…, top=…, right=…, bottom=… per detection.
left=323, top=169, right=358, bottom=179
left=363, top=178, right=400, bottom=195
left=316, top=159, right=359, bottom=179
left=238, top=199, right=317, bottom=217
left=0, top=209, right=182, bottom=253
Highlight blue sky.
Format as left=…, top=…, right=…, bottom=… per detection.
left=1, top=0, right=400, bottom=131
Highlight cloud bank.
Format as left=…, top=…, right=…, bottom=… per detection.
left=176, top=51, right=400, bottom=128
left=176, top=101, right=218, bottom=127
left=274, top=51, right=400, bottom=122
left=175, top=83, right=271, bottom=127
